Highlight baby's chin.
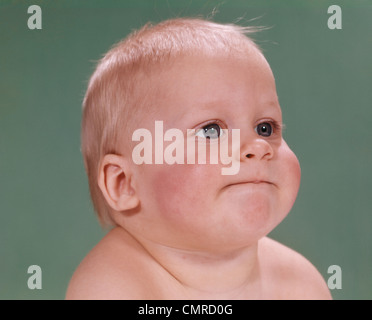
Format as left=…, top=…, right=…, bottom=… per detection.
left=219, top=192, right=285, bottom=227
left=182, top=211, right=287, bottom=253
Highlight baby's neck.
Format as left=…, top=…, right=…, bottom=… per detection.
left=133, top=233, right=262, bottom=299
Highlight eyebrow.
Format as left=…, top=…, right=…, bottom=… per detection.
left=174, top=98, right=282, bottom=125
left=201, top=99, right=282, bottom=117
left=174, top=99, right=229, bottom=120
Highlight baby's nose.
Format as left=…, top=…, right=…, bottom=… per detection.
left=240, top=139, right=274, bottom=161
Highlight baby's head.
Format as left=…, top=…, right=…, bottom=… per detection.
left=81, top=18, right=301, bottom=251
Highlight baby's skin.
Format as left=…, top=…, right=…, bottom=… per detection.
left=66, top=50, right=331, bottom=300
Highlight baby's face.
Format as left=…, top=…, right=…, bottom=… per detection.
left=125, top=51, right=301, bottom=252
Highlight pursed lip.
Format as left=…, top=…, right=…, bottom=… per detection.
left=224, top=180, right=275, bottom=189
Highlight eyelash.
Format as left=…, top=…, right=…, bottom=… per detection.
left=259, top=120, right=284, bottom=135
left=195, top=120, right=226, bottom=140
left=195, top=119, right=283, bottom=138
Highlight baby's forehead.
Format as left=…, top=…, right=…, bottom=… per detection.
left=143, top=55, right=276, bottom=112
left=145, top=46, right=270, bottom=88
left=150, top=49, right=275, bottom=93
left=119, top=43, right=276, bottom=126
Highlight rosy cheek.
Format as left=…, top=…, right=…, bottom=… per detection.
left=279, top=142, right=301, bottom=208
left=288, top=149, right=301, bottom=189
left=150, top=164, right=212, bottom=219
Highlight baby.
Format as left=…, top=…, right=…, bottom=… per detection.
left=66, top=18, right=332, bottom=300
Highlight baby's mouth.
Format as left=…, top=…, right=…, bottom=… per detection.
left=228, top=180, right=273, bottom=186
left=223, top=180, right=275, bottom=190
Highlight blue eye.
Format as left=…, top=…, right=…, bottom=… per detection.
left=196, top=123, right=223, bottom=139
left=255, top=122, right=273, bottom=137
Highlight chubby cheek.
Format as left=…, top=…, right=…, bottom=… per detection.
left=147, top=163, right=220, bottom=225
left=277, top=142, right=301, bottom=216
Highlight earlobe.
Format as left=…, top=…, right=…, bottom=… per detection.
left=98, top=154, right=140, bottom=212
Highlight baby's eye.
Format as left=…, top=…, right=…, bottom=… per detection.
left=255, top=122, right=273, bottom=137
left=196, top=123, right=224, bottom=139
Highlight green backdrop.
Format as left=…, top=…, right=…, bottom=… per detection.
left=1, top=0, right=371, bottom=300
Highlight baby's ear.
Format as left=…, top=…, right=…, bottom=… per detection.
left=98, top=154, right=139, bottom=212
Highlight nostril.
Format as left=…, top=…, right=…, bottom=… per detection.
left=246, top=154, right=254, bottom=159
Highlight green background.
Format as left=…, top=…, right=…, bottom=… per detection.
left=1, top=0, right=371, bottom=300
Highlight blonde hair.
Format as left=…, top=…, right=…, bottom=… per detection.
left=81, top=18, right=263, bottom=226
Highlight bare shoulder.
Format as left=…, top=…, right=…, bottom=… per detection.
left=65, top=227, right=153, bottom=300
left=259, top=237, right=332, bottom=300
